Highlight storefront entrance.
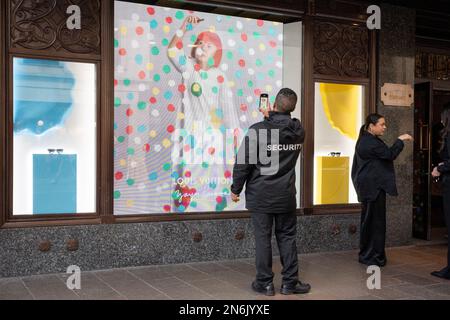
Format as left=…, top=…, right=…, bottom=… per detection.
left=413, top=82, right=450, bottom=240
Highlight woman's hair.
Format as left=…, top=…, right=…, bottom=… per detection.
left=191, top=31, right=223, bottom=67
left=358, top=113, right=385, bottom=139
left=439, top=102, right=450, bottom=151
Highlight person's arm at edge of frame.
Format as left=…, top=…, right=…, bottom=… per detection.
left=437, top=135, right=450, bottom=174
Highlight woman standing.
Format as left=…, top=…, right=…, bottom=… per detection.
left=431, top=104, right=450, bottom=280
left=352, top=114, right=413, bottom=267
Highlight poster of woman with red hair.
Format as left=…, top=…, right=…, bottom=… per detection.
left=167, top=15, right=241, bottom=212
left=114, top=2, right=284, bottom=215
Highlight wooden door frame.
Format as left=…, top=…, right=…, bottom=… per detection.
left=413, top=81, right=433, bottom=240
left=301, top=16, right=377, bottom=213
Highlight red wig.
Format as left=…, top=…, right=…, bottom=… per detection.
left=191, top=31, right=223, bottom=68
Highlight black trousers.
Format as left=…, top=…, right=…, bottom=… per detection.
left=359, top=190, right=387, bottom=267
left=251, top=211, right=299, bottom=287
left=443, top=177, right=450, bottom=268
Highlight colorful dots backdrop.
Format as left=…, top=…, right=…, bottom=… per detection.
left=114, top=1, right=283, bottom=215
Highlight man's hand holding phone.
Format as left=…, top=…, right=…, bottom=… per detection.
left=259, top=93, right=271, bottom=118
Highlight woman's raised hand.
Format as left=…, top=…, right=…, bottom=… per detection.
left=398, top=134, right=413, bottom=141
left=182, top=16, right=202, bottom=30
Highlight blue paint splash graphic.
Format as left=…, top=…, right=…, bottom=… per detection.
left=13, top=58, right=75, bottom=135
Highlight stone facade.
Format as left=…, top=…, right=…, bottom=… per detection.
left=377, top=4, right=416, bottom=246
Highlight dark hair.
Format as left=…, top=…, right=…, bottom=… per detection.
left=358, top=113, right=385, bottom=139
left=440, top=102, right=450, bottom=152
left=275, top=88, right=298, bottom=113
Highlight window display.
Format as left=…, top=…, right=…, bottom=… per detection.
left=13, top=58, right=97, bottom=215
left=114, top=1, right=302, bottom=215
left=314, top=82, right=364, bottom=205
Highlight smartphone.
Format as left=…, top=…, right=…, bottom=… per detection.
left=259, top=94, right=269, bottom=111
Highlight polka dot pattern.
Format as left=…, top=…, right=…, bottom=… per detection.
left=114, top=2, right=283, bottom=215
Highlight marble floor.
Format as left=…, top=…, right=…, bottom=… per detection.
left=1, top=244, right=449, bottom=300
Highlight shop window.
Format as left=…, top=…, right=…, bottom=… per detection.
left=313, top=82, right=364, bottom=205
left=12, top=58, right=97, bottom=215
left=114, top=1, right=302, bottom=215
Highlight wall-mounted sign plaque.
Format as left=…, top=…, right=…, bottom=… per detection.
left=381, top=83, right=414, bottom=107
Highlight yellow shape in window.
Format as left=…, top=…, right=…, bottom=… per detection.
left=315, top=156, right=349, bottom=205
left=319, top=83, right=360, bottom=140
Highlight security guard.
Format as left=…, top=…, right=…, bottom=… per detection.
left=231, top=88, right=310, bottom=296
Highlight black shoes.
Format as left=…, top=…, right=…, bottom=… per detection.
left=280, top=281, right=311, bottom=295
left=431, top=267, right=450, bottom=280
left=252, top=280, right=312, bottom=296
left=252, top=281, right=275, bottom=296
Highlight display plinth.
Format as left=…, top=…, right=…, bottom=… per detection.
left=315, top=156, right=349, bottom=205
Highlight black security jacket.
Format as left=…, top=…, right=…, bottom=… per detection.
left=351, top=131, right=404, bottom=202
left=438, top=133, right=450, bottom=176
left=231, top=112, right=305, bottom=213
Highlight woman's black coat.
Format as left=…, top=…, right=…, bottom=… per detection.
left=438, top=133, right=450, bottom=176
left=351, top=131, right=404, bottom=202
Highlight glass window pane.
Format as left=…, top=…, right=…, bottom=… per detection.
left=314, top=82, right=364, bottom=205
left=13, top=58, right=97, bottom=215
left=114, top=2, right=302, bottom=214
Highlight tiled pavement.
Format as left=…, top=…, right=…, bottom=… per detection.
left=1, top=244, right=450, bottom=300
